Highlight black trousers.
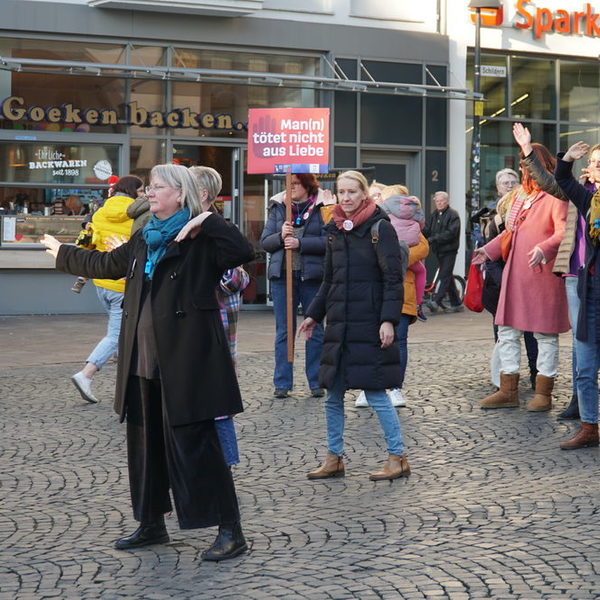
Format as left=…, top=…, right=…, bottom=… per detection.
left=125, top=376, right=240, bottom=529
left=434, top=252, right=461, bottom=307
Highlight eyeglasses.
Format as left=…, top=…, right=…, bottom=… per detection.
left=145, top=185, right=169, bottom=194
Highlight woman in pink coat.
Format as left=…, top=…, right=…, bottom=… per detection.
left=472, top=143, right=569, bottom=412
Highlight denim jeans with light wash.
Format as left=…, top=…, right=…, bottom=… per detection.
left=325, top=369, right=404, bottom=456
left=86, top=285, right=123, bottom=369
left=395, top=315, right=411, bottom=390
left=574, top=285, right=600, bottom=424
left=215, top=417, right=240, bottom=466
left=565, top=276, right=580, bottom=394
left=271, top=274, right=324, bottom=390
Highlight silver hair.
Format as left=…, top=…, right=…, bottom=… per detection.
left=495, top=168, right=519, bottom=187
left=433, top=191, right=448, bottom=201
left=188, top=166, right=223, bottom=202
left=150, top=163, right=202, bottom=217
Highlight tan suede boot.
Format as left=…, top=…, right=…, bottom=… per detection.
left=559, top=422, right=599, bottom=450
left=480, top=373, right=519, bottom=409
left=369, top=454, right=410, bottom=481
left=526, top=374, right=554, bottom=412
left=306, top=453, right=345, bottom=479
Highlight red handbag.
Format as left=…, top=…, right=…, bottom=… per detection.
left=464, top=262, right=484, bottom=313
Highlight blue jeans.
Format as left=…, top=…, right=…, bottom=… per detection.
left=215, top=417, right=240, bottom=467
left=574, top=286, right=600, bottom=424
left=271, top=275, right=324, bottom=390
left=395, top=315, right=411, bottom=390
left=325, top=369, right=404, bottom=456
left=87, top=285, right=123, bottom=369
left=565, top=276, right=580, bottom=394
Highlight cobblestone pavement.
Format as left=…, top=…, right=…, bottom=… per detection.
left=1, top=311, right=599, bottom=599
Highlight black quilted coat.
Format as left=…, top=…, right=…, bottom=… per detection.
left=306, top=207, right=405, bottom=390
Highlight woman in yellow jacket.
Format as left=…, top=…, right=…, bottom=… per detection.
left=71, top=175, right=145, bottom=404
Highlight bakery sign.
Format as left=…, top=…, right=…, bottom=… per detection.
left=0, top=96, right=247, bottom=131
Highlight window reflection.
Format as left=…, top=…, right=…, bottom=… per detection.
left=560, top=61, right=600, bottom=123
left=511, top=56, right=555, bottom=120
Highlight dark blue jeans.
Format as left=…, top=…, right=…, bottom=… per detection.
left=271, top=274, right=324, bottom=390
left=395, top=314, right=411, bottom=390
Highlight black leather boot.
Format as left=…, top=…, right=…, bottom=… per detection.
left=201, top=522, right=248, bottom=561
left=557, top=393, right=580, bottom=420
left=114, top=517, right=169, bottom=550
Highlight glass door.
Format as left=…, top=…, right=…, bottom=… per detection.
left=171, top=142, right=267, bottom=306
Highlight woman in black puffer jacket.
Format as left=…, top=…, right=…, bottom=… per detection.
left=298, top=170, right=410, bottom=482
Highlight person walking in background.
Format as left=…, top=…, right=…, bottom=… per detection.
left=472, top=142, right=569, bottom=412
left=70, top=175, right=144, bottom=404
left=423, top=191, right=463, bottom=313
left=260, top=173, right=328, bottom=399
left=355, top=189, right=428, bottom=408
left=299, top=170, right=410, bottom=482
left=42, top=163, right=254, bottom=561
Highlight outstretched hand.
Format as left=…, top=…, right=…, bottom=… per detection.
left=40, top=233, right=62, bottom=258
left=105, top=234, right=128, bottom=251
left=471, top=247, right=489, bottom=265
left=513, top=122, right=532, bottom=156
left=564, top=141, right=590, bottom=163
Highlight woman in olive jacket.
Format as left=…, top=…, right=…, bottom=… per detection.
left=42, top=164, right=254, bottom=562
left=298, top=171, right=409, bottom=482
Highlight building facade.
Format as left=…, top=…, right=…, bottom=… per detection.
left=0, top=0, right=461, bottom=314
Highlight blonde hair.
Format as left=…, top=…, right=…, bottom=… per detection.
left=151, top=163, right=201, bottom=217
left=337, top=170, right=369, bottom=194
left=381, top=184, right=409, bottom=201
left=189, top=166, right=223, bottom=202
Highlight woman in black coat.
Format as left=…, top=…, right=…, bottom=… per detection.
left=41, top=163, right=254, bottom=561
left=298, top=170, right=410, bottom=482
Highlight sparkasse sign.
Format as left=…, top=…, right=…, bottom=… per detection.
left=515, top=0, right=600, bottom=39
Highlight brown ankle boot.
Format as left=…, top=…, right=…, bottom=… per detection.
left=480, top=373, right=519, bottom=409
left=560, top=422, right=599, bottom=450
left=527, top=374, right=554, bottom=412
left=307, top=453, right=345, bottom=479
left=369, top=454, right=410, bottom=481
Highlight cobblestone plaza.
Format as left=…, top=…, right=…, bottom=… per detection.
left=1, top=311, right=599, bottom=599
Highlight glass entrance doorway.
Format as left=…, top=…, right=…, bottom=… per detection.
left=172, top=143, right=267, bottom=306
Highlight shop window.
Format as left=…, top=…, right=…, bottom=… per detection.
left=559, top=124, right=600, bottom=148
left=334, top=92, right=357, bottom=143
left=130, top=138, right=166, bottom=183
left=0, top=37, right=126, bottom=64
left=334, top=146, right=357, bottom=168
left=361, top=61, right=421, bottom=85
left=335, top=58, right=358, bottom=80
left=130, top=45, right=166, bottom=67
left=361, top=95, right=422, bottom=146
left=1, top=73, right=125, bottom=134
left=426, top=65, right=447, bottom=148
left=130, top=80, right=166, bottom=135
left=510, top=56, right=556, bottom=121
left=560, top=60, right=600, bottom=124
left=466, top=53, right=507, bottom=119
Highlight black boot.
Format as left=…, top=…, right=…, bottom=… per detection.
left=201, top=522, right=248, bottom=561
left=557, top=393, right=580, bottom=420
left=114, top=517, right=169, bottom=550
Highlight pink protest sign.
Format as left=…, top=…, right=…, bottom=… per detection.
left=247, top=107, right=330, bottom=174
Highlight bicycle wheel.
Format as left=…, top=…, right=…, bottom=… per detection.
left=433, top=274, right=466, bottom=304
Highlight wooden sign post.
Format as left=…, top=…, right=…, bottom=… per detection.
left=284, top=172, right=294, bottom=362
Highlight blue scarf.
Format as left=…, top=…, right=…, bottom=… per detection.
left=142, top=207, right=190, bottom=279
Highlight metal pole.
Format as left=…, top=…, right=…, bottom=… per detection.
left=285, top=172, right=294, bottom=363
left=470, top=7, right=482, bottom=210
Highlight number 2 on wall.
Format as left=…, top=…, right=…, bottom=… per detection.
left=431, top=169, right=439, bottom=182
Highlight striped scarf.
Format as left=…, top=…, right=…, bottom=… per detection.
left=505, top=187, right=529, bottom=232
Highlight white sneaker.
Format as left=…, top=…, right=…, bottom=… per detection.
left=354, top=391, right=369, bottom=407
left=71, top=372, right=98, bottom=404
left=388, top=388, right=406, bottom=407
